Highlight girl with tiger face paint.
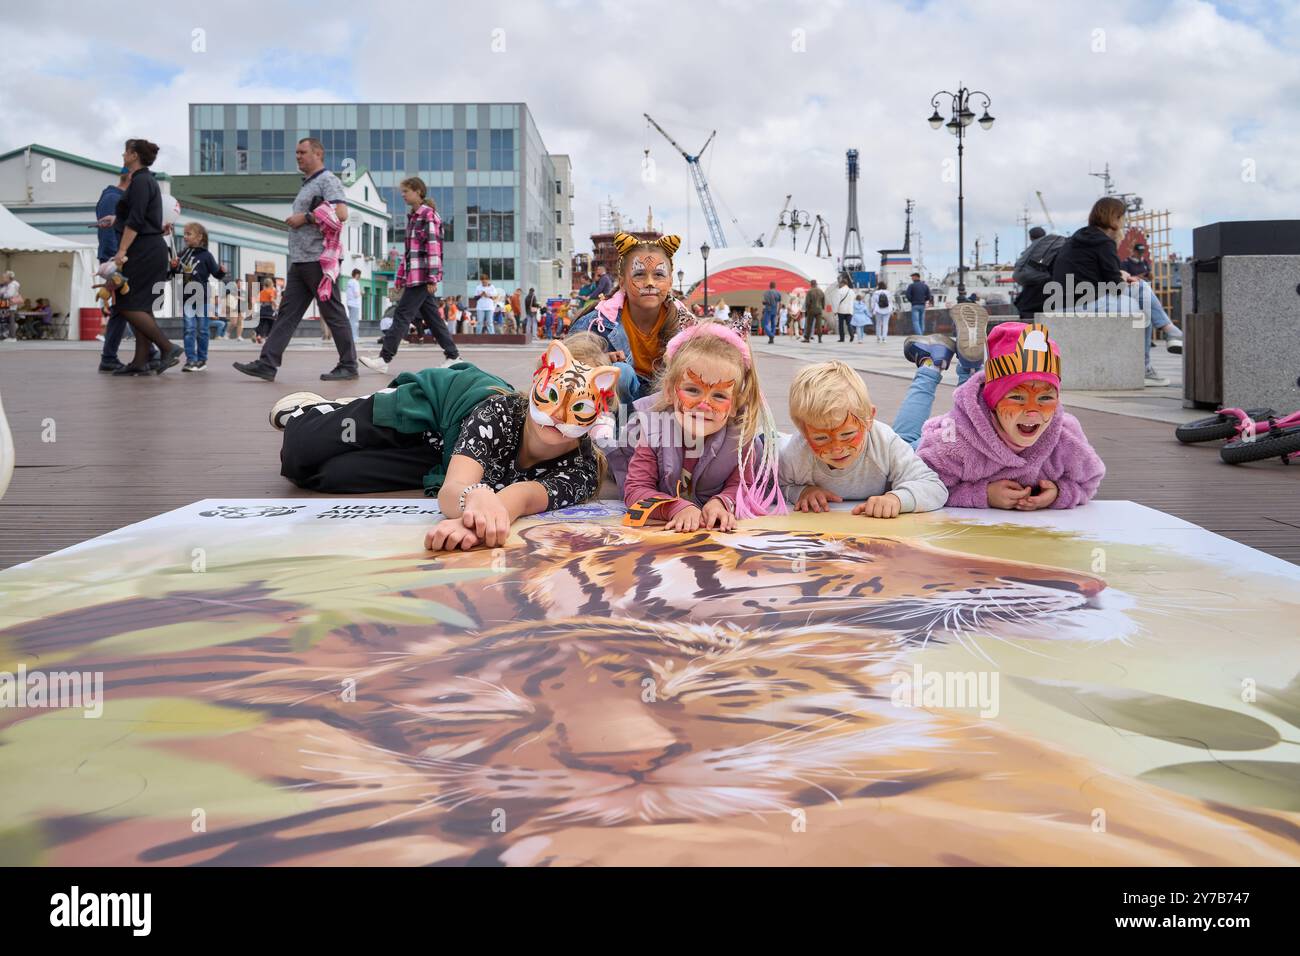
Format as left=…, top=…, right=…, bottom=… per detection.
left=567, top=232, right=692, bottom=408
left=621, top=320, right=787, bottom=533
left=915, top=322, right=1106, bottom=512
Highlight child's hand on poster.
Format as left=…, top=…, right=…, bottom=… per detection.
left=462, top=487, right=511, bottom=547
left=665, top=505, right=704, bottom=532
left=701, top=497, right=735, bottom=531
left=1015, top=479, right=1058, bottom=511
left=853, top=493, right=902, bottom=518
left=425, top=518, right=482, bottom=552
left=987, top=479, right=1031, bottom=509
left=796, top=486, right=843, bottom=513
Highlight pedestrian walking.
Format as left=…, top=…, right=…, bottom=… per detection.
left=233, top=137, right=357, bottom=382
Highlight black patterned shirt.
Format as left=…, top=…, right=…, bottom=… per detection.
left=451, top=394, right=598, bottom=510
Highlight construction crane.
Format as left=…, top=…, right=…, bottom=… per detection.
left=806, top=214, right=833, bottom=258
left=644, top=113, right=728, bottom=248
left=1035, top=190, right=1056, bottom=232
left=768, top=194, right=792, bottom=246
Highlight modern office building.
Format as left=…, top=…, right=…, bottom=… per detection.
left=188, top=103, right=569, bottom=300
left=549, top=155, right=574, bottom=299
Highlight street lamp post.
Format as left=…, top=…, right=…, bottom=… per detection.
left=677, top=269, right=684, bottom=295
left=700, top=242, right=710, bottom=312
left=927, top=83, right=994, bottom=300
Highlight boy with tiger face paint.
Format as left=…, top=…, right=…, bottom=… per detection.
left=780, top=361, right=948, bottom=517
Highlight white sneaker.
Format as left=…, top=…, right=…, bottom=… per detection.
left=94, top=334, right=105, bottom=342
left=440, top=357, right=462, bottom=368
left=359, top=355, right=389, bottom=374
left=269, top=391, right=326, bottom=430
left=1143, top=368, right=1170, bottom=387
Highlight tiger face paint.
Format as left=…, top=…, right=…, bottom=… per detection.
left=803, top=414, right=870, bottom=468
left=673, top=360, right=738, bottom=441
left=993, top=381, right=1058, bottom=449
left=529, top=340, right=619, bottom=440
left=623, top=250, right=672, bottom=310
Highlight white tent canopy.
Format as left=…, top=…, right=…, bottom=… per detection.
left=1, top=202, right=97, bottom=337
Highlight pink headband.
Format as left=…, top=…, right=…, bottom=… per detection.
left=665, top=322, right=752, bottom=368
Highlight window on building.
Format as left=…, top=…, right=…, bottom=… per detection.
left=362, top=222, right=372, bottom=257
left=555, top=210, right=562, bottom=225
left=418, top=129, right=453, bottom=172
left=199, top=129, right=224, bottom=172
left=466, top=129, right=477, bottom=170
left=372, top=225, right=383, bottom=259
left=489, top=129, right=514, bottom=171
left=429, top=186, right=453, bottom=242
left=260, top=129, right=285, bottom=171
left=555, top=180, right=562, bottom=195
left=235, top=130, right=249, bottom=172
left=311, top=129, right=358, bottom=174
left=370, top=128, right=406, bottom=173
left=467, top=258, right=516, bottom=283
left=217, top=242, right=237, bottom=278
left=465, top=186, right=514, bottom=243
left=556, top=238, right=563, bottom=253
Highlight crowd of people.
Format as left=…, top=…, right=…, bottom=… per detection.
left=81, top=134, right=1178, bottom=398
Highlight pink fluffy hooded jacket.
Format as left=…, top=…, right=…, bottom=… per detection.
left=916, top=371, right=1105, bottom=508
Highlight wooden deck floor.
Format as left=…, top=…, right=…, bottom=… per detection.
left=2, top=342, right=1297, bottom=568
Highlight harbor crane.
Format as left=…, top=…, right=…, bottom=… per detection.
left=644, top=113, right=728, bottom=248
left=1035, top=190, right=1056, bottom=232
left=768, top=194, right=792, bottom=246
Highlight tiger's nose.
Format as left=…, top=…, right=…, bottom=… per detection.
left=555, top=697, right=680, bottom=774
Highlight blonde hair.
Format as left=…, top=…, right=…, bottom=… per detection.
left=788, top=361, right=873, bottom=429
left=561, top=331, right=608, bottom=367
left=652, top=327, right=762, bottom=452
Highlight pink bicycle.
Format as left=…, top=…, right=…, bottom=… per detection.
left=1175, top=406, right=1300, bottom=465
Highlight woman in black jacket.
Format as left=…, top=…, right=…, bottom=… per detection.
left=1050, top=196, right=1128, bottom=311
left=110, top=139, right=183, bottom=375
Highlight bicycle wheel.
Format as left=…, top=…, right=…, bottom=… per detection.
left=1175, top=408, right=1275, bottom=444
left=1219, top=425, right=1300, bottom=465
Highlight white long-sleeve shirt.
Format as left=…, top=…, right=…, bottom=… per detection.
left=779, top=423, right=949, bottom=513
left=830, top=285, right=856, bottom=314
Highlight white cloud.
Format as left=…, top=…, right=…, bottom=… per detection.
left=2, top=0, right=1296, bottom=273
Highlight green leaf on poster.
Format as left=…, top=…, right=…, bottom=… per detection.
left=1008, top=676, right=1281, bottom=751
left=1139, top=760, right=1300, bottom=812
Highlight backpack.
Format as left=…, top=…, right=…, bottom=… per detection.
left=876, top=291, right=890, bottom=310
left=1013, top=235, right=1067, bottom=286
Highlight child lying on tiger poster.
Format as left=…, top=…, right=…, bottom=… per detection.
left=268, top=340, right=617, bottom=551
left=780, top=360, right=949, bottom=518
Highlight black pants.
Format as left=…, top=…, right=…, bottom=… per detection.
left=258, top=261, right=357, bottom=371
left=803, top=313, right=822, bottom=342
left=837, top=313, right=852, bottom=341
left=382, top=285, right=458, bottom=362
left=279, top=395, right=438, bottom=493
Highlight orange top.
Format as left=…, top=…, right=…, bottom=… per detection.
left=259, top=288, right=275, bottom=303
left=622, top=302, right=666, bottom=382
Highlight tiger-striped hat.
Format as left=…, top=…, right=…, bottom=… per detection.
left=982, top=322, right=1062, bottom=409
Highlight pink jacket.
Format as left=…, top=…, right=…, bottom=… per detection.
left=311, top=203, right=343, bottom=301
left=916, top=371, right=1105, bottom=508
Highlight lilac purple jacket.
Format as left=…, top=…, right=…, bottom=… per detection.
left=916, top=371, right=1105, bottom=508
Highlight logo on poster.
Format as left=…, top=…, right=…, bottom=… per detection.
left=198, top=505, right=308, bottom=519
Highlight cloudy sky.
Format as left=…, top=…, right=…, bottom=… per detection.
left=3, top=0, right=1296, bottom=276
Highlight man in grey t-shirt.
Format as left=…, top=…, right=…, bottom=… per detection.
left=234, top=137, right=357, bottom=382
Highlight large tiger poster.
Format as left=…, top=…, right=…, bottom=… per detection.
left=1, top=500, right=1297, bottom=866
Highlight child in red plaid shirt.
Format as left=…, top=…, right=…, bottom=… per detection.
left=359, top=176, right=459, bottom=373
